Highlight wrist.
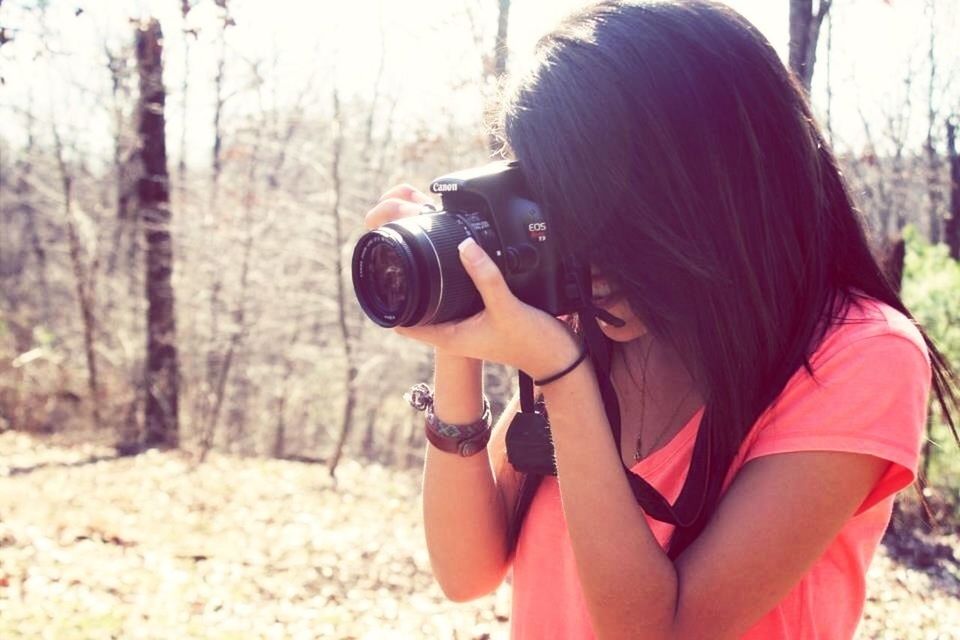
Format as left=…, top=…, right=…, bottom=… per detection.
left=435, top=348, right=482, bottom=367
left=522, top=330, right=583, bottom=381
left=405, top=383, right=493, bottom=458
left=433, top=350, right=483, bottom=424
left=425, top=395, right=492, bottom=457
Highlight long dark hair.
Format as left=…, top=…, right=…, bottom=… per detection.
left=496, top=0, right=959, bottom=559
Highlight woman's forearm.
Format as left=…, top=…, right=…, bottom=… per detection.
left=542, top=361, right=678, bottom=639
left=421, top=351, right=511, bottom=601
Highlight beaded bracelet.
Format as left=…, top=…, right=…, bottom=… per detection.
left=404, top=383, right=493, bottom=457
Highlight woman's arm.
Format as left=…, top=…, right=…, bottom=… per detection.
left=541, top=361, right=889, bottom=640
left=421, top=352, right=523, bottom=601
left=363, top=184, right=524, bottom=601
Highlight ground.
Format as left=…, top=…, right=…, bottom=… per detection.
left=0, top=431, right=956, bottom=639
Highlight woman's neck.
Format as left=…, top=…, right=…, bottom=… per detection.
left=612, top=335, right=704, bottom=464
left=619, top=335, right=698, bottom=399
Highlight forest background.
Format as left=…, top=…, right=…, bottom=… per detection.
left=0, top=0, right=958, bottom=638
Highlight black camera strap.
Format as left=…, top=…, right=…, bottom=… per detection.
left=578, top=300, right=712, bottom=528
left=506, top=269, right=712, bottom=538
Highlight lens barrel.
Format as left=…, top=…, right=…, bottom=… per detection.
left=352, top=213, right=484, bottom=327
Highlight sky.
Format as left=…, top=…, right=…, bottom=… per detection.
left=0, top=0, right=957, bottom=168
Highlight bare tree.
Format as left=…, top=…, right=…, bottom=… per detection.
left=104, top=43, right=137, bottom=279
left=487, top=0, right=510, bottom=154
left=51, top=124, right=102, bottom=428
left=362, top=7, right=387, bottom=166
left=924, top=0, right=944, bottom=245
left=195, top=1, right=237, bottom=444
left=178, top=0, right=197, bottom=207
left=210, top=0, right=235, bottom=210
left=136, top=17, right=180, bottom=449
left=270, top=324, right=303, bottom=459
left=788, top=0, right=832, bottom=93
left=884, top=74, right=913, bottom=236
left=327, top=85, right=358, bottom=479
left=824, top=12, right=833, bottom=144
left=462, top=0, right=512, bottom=156
left=947, top=116, right=960, bottom=260
left=15, top=93, right=52, bottom=322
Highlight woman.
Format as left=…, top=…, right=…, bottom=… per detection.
left=363, top=1, right=958, bottom=638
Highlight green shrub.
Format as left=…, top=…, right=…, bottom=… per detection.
left=900, top=225, right=960, bottom=494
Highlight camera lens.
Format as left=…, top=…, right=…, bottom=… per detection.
left=352, top=229, right=418, bottom=326
left=367, top=243, right=408, bottom=315
left=352, top=213, right=484, bottom=327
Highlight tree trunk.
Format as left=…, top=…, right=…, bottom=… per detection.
left=270, top=326, right=302, bottom=460
left=105, top=46, right=133, bottom=277
left=51, top=126, right=101, bottom=429
left=788, top=0, right=832, bottom=93
left=947, top=117, right=960, bottom=261
left=199, top=4, right=232, bottom=436
left=924, top=0, right=942, bottom=245
left=824, top=12, right=833, bottom=144
left=18, top=101, right=52, bottom=322
left=328, top=87, right=359, bottom=478
left=211, top=34, right=226, bottom=209
left=362, top=405, right=380, bottom=460
left=405, top=410, right=424, bottom=469
left=178, top=0, right=193, bottom=208
left=137, top=18, right=180, bottom=449
left=210, top=3, right=232, bottom=211
left=880, top=237, right=906, bottom=294
left=487, top=0, right=511, bottom=154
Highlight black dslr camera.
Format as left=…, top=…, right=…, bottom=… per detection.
left=352, top=161, right=586, bottom=327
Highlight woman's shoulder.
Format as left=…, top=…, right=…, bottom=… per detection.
left=735, top=292, right=934, bottom=514
left=811, top=291, right=930, bottom=369
left=744, top=291, right=933, bottom=454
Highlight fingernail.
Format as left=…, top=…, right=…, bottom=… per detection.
left=458, top=237, right=485, bottom=265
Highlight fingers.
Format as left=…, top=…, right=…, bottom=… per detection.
left=364, top=197, right=426, bottom=230
left=458, top=238, right=513, bottom=313
left=377, top=183, right=434, bottom=206
left=364, top=184, right=437, bottom=230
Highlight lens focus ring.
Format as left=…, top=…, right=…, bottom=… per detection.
left=416, top=215, right=483, bottom=325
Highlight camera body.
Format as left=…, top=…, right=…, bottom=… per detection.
left=352, top=161, right=586, bottom=327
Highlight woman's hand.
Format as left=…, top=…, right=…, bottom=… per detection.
left=366, top=183, right=580, bottom=378
left=396, top=236, right=580, bottom=380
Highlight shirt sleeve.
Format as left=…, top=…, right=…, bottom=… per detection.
left=743, top=331, right=932, bottom=516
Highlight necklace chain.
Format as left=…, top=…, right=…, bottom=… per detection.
left=614, top=343, right=696, bottom=464
left=632, top=345, right=695, bottom=463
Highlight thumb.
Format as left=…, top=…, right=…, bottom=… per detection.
left=458, top=237, right=512, bottom=312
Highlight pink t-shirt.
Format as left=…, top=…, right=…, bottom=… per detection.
left=509, top=295, right=932, bottom=639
